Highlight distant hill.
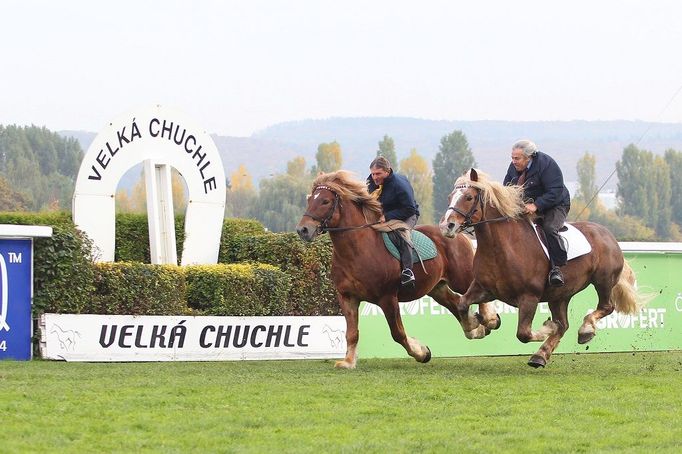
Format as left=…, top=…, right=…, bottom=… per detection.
left=61, top=118, right=682, bottom=192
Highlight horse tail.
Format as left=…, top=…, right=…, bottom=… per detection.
left=610, top=261, right=644, bottom=315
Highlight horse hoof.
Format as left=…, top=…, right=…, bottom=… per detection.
left=476, top=312, right=502, bottom=331
left=422, top=346, right=432, bottom=363
left=334, top=360, right=356, bottom=369
left=578, top=331, right=595, bottom=344
left=527, top=355, right=546, bottom=368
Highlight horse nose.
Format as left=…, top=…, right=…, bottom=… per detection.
left=296, top=225, right=309, bottom=240
left=441, top=221, right=457, bottom=238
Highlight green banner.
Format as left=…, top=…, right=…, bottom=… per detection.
left=358, top=250, right=682, bottom=358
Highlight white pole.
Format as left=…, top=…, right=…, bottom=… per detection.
left=144, top=160, right=178, bottom=265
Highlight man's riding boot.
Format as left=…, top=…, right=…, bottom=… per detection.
left=548, top=266, right=564, bottom=287
left=400, top=241, right=415, bottom=288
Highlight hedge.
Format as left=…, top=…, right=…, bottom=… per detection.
left=0, top=212, right=95, bottom=315
left=185, top=263, right=290, bottom=316
left=219, top=232, right=338, bottom=315
left=115, top=213, right=186, bottom=263
left=90, top=262, right=187, bottom=315
left=0, top=212, right=337, bottom=316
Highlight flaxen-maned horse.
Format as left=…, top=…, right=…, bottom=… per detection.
left=441, top=169, right=642, bottom=367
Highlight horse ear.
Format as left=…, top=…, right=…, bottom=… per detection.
left=470, top=168, right=478, bottom=182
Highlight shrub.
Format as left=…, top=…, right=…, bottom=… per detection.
left=90, top=262, right=187, bottom=315
left=0, top=212, right=96, bottom=315
left=0, top=211, right=337, bottom=317
left=185, top=263, right=290, bottom=316
left=219, top=232, right=338, bottom=315
left=115, top=213, right=187, bottom=263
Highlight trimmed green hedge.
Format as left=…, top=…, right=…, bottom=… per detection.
left=185, top=263, right=290, bottom=316
left=115, top=213, right=187, bottom=263
left=219, top=232, right=337, bottom=316
left=0, top=212, right=95, bottom=315
left=0, top=212, right=337, bottom=316
left=91, top=262, right=187, bottom=315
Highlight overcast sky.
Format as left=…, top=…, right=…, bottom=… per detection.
left=2, top=0, right=681, bottom=137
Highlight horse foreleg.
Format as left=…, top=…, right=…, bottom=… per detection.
left=429, top=282, right=485, bottom=339
left=528, top=300, right=570, bottom=368
left=380, top=296, right=431, bottom=363
left=456, top=282, right=493, bottom=339
left=515, top=298, right=560, bottom=345
left=336, top=293, right=360, bottom=369
left=476, top=301, right=502, bottom=331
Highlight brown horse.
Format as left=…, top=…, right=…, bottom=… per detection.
left=296, top=170, right=500, bottom=369
left=440, top=169, right=642, bottom=367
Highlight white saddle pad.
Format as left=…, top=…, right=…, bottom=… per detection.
left=530, top=221, right=592, bottom=262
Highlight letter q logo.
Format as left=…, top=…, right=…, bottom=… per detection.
left=0, top=253, right=9, bottom=332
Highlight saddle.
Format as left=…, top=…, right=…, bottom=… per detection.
left=530, top=220, right=591, bottom=261
left=381, top=230, right=437, bottom=263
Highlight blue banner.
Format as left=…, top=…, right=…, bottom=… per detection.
left=0, top=239, right=33, bottom=360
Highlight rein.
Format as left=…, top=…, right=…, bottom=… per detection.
left=321, top=222, right=382, bottom=233
left=303, top=185, right=381, bottom=234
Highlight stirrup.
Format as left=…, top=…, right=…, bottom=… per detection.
left=401, top=269, right=415, bottom=287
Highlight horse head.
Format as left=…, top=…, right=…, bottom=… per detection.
left=296, top=185, right=340, bottom=242
left=297, top=170, right=383, bottom=242
left=441, top=169, right=483, bottom=237
left=441, top=168, right=526, bottom=237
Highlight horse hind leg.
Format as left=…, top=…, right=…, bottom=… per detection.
left=380, top=296, right=431, bottom=363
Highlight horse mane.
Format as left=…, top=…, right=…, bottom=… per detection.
left=312, top=170, right=383, bottom=222
left=455, top=169, right=527, bottom=219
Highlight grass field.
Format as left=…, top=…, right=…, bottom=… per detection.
left=2, top=351, right=682, bottom=453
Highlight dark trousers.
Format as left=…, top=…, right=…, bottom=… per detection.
left=388, top=230, right=413, bottom=270
left=537, top=205, right=569, bottom=267
left=388, top=214, right=418, bottom=271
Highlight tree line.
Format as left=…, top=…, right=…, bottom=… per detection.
left=0, top=125, right=81, bottom=211
left=224, top=132, right=473, bottom=232
left=573, top=145, right=682, bottom=240
left=1, top=123, right=680, bottom=241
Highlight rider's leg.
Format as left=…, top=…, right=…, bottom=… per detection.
left=542, top=205, right=568, bottom=286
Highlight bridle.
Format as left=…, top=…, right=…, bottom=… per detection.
left=447, top=185, right=508, bottom=234
left=302, top=185, right=340, bottom=233
left=303, top=185, right=380, bottom=234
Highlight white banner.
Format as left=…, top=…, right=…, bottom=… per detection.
left=40, top=314, right=346, bottom=362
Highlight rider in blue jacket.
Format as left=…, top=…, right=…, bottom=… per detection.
left=504, top=140, right=570, bottom=287
left=367, top=156, right=420, bottom=287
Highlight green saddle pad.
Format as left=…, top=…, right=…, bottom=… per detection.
left=382, top=230, right=438, bottom=263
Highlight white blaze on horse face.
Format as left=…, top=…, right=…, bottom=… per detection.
left=443, top=186, right=466, bottom=224
left=313, top=192, right=320, bottom=200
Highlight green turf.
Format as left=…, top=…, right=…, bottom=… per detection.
left=2, top=352, right=681, bottom=453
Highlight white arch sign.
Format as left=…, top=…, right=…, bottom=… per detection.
left=72, top=105, right=226, bottom=265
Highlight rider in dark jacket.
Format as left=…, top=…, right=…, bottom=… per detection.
left=503, top=140, right=570, bottom=287
left=367, top=156, right=420, bottom=287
